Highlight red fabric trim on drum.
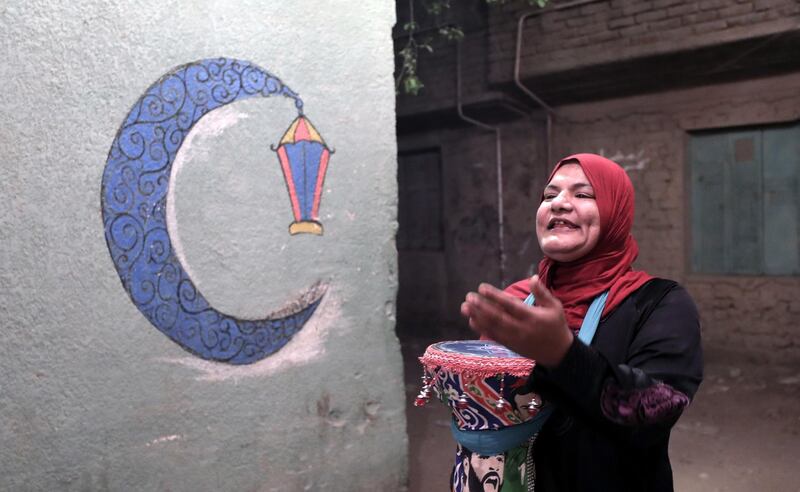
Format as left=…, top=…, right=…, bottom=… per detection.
left=419, top=351, right=535, bottom=378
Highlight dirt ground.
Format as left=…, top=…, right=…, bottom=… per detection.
left=402, top=337, right=800, bottom=492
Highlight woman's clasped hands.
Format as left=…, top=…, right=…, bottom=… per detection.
left=460, top=274, right=574, bottom=368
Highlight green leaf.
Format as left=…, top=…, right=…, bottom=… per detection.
left=404, top=75, right=424, bottom=96
left=439, top=26, right=464, bottom=41
left=424, top=0, right=452, bottom=15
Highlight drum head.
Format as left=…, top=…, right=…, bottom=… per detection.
left=432, top=340, right=523, bottom=358
left=420, top=340, right=534, bottom=378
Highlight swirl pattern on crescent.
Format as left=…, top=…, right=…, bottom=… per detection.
left=101, top=57, right=324, bottom=365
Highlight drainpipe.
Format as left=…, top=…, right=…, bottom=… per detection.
left=456, top=41, right=507, bottom=288
left=514, top=0, right=603, bottom=170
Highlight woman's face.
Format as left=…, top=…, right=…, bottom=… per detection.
left=536, top=163, right=601, bottom=262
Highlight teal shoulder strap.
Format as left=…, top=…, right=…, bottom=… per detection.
left=523, top=291, right=608, bottom=345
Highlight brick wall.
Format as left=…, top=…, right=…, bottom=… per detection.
left=551, top=71, right=800, bottom=363
left=397, top=118, right=547, bottom=338
left=487, top=0, right=800, bottom=83
left=395, top=0, right=492, bottom=117
left=396, top=32, right=489, bottom=117
left=395, top=2, right=550, bottom=339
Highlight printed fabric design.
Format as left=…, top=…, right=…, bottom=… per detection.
left=452, top=442, right=529, bottom=492
left=431, top=369, right=535, bottom=430
left=600, top=380, right=690, bottom=426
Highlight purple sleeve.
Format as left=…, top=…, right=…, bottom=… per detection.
left=601, top=380, right=690, bottom=426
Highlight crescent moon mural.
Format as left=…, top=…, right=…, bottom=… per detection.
left=101, top=57, right=330, bottom=365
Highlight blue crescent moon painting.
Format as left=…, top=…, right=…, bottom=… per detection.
left=101, top=57, right=329, bottom=365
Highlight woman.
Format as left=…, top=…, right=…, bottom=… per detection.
left=460, top=153, right=703, bottom=491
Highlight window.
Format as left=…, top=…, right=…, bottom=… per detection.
left=397, top=149, right=444, bottom=251
left=689, top=122, right=800, bottom=275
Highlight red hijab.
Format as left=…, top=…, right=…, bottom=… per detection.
left=507, top=153, right=652, bottom=330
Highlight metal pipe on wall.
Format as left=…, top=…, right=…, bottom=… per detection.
left=449, top=0, right=604, bottom=287
left=514, top=0, right=603, bottom=171
left=456, top=41, right=507, bottom=288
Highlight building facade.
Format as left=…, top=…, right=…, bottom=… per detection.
left=395, top=0, right=800, bottom=363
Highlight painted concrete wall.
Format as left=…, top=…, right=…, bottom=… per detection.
left=1, top=1, right=406, bottom=491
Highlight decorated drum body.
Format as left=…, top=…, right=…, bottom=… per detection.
left=419, top=340, right=542, bottom=431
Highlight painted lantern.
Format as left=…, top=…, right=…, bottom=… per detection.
left=274, top=116, right=331, bottom=235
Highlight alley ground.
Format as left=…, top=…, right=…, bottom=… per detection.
left=402, top=336, right=800, bottom=492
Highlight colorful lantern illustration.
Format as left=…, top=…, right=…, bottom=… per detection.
left=273, top=116, right=332, bottom=235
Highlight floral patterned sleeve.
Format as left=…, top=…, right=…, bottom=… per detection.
left=600, top=375, right=690, bottom=426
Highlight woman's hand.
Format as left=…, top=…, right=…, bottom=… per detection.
left=460, top=275, right=574, bottom=368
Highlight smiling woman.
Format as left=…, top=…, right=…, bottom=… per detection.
left=457, top=153, right=703, bottom=492
left=535, top=162, right=601, bottom=263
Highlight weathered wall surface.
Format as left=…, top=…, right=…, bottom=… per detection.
left=398, top=118, right=546, bottom=339
left=395, top=0, right=548, bottom=340
left=551, top=72, right=800, bottom=363
left=395, top=0, right=491, bottom=117
left=488, top=0, right=800, bottom=82
left=0, top=1, right=405, bottom=491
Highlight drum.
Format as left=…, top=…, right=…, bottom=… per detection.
left=415, top=340, right=543, bottom=431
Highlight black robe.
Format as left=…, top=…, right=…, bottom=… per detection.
left=527, top=279, right=703, bottom=492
